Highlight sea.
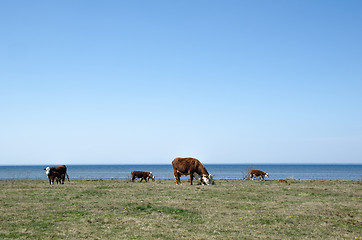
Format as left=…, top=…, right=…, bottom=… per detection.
left=0, top=164, right=361, bottom=181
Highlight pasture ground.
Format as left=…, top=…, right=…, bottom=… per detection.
left=0, top=179, right=361, bottom=239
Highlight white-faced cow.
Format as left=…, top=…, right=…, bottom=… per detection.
left=44, top=165, right=70, bottom=184
left=172, top=157, right=213, bottom=185
left=131, top=171, right=155, bottom=182
left=250, top=169, right=269, bottom=180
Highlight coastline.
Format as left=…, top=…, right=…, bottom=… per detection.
left=1, top=164, right=361, bottom=181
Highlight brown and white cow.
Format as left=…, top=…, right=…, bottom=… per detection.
left=172, top=157, right=213, bottom=185
left=131, top=171, right=155, bottom=182
left=44, top=165, right=70, bottom=184
left=250, top=169, right=269, bottom=180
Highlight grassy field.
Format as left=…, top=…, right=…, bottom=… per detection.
left=0, top=179, right=361, bottom=239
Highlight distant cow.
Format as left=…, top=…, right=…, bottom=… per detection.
left=44, top=165, right=70, bottom=184
left=172, top=157, right=213, bottom=185
left=131, top=171, right=155, bottom=182
left=250, top=170, right=269, bottom=180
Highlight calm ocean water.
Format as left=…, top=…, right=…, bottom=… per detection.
left=0, top=164, right=361, bottom=181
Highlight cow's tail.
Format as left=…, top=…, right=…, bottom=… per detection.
left=66, top=173, right=70, bottom=182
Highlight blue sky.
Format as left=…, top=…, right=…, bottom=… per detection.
left=0, top=1, right=361, bottom=165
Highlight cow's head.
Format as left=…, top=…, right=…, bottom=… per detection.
left=201, top=174, right=213, bottom=185
left=148, top=172, right=155, bottom=182
left=265, top=173, right=269, bottom=178
left=44, top=167, right=50, bottom=176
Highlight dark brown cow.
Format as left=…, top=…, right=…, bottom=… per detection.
left=172, top=157, right=213, bottom=185
left=131, top=171, right=155, bottom=182
left=44, top=165, right=70, bottom=184
left=250, top=169, right=269, bottom=180
left=49, top=170, right=64, bottom=184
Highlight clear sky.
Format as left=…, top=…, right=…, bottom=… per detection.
left=0, top=1, right=361, bottom=165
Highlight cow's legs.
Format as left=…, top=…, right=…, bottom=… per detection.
left=174, top=169, right=181, bottom=185
left=131, top=176, right=136, bottom=182
left=189, top=172, right=194, bottom=185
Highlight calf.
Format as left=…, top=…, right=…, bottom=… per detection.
left=250, top=169, right=269, bottom=180
left=50, top=171, right=64, bottom=184
left=44, top=165, right=70, bottom=184
left=131, top=171, right=155, bottom=182
left=172, top=157, right=213, bottom=185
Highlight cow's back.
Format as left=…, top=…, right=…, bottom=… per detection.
left=50, top=165, right=67, bottom=174
left=132, top=171, right=148, bottom=177
left=251, top=170, right=266, bottom=176
left=172, top=157, right=201, bottom=174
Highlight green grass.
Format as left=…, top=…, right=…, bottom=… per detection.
left=0, top=179, right=361, bottom=239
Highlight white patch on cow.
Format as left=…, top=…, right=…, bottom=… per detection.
left=201, top=174, right=213, bottom=185
left=45, top=167, right=50, bottom=176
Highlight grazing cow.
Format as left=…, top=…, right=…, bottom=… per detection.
left=279, top=179, right=288, bottom=183
left=172, top=157, right=213, bottom=185
left=44, top=165, right=70, bottom=184
left=250, top=169, right=269, bottom=180
left=131, top=171, right=155, bottom=182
